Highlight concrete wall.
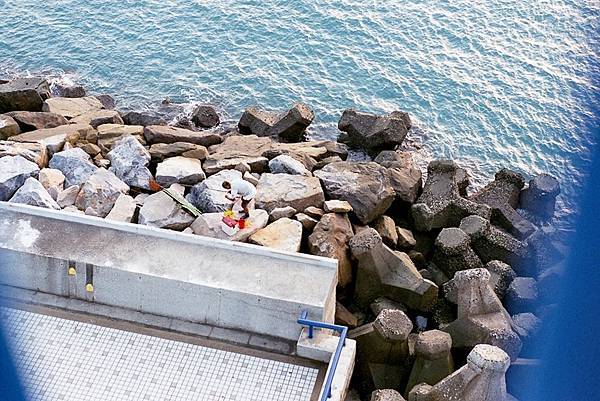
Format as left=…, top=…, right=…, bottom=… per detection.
left=0, top=202, right=338, bottom=341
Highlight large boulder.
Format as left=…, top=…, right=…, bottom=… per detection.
left=70, top=109, right=124, bottom=128
left=38, top=168, right=65, bottom=195
left=338, top=109, right=411, bottom=154
left=0, top=155, right=40, bottom=201
left=6, top=111, right=68, bottom=132
left=0, top=78, right=51, bottom=113
left=0, top=114, right=21, bottom=140
left=149, top=142, right=208, bottom=162
left=314, top=161, right=395, bottom=224
left=96, top=124, right=145, bottom=155
left=238, top=103, right=314, bottom=142
left=255, top=173, right=325, bottom=213
left=107, top=135, right=154, bottom=190
left=42, top=96, right=104, bottom=119
left=143, top=125, right=222, bottom=147
left=520, top=174, right=560, bottom=220
left=0, top=141, right=48, bottom=167
left=105, top=193, right=137, bottom=223
left=8, top=124, right=93, bottom=156
left=191, top=104, right=220, bottom=128
left=203, top=135, right=271, bottom=174
left=190, top=209, right=269, bottom=241
left=268, top=154, right=311, bottom=176
left=49, top=147, right=99, bottom=187
left=138, top=190, right=195, bottom=230
left=249, top=217, right=303, bottom=252
left=186, top=169, right=242, bottom=213
left=308, top=213, right=355, bottom=287
left=8, top=177, right=60, bottom=209
left=74, top=168, right=129, bottom=217
left=121, top=111, right=167, bottom=127
left=375, top=150, right=422, bottom=204
left=155, top=156, right=206, bottom=187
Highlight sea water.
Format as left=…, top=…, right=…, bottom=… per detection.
left=1, top=0, right=598, bottom=229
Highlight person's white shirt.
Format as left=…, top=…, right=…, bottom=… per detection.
left=228, top=179, right=257, bottom=200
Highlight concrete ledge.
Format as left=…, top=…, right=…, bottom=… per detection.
left=0, top=202, right=338, bottom=341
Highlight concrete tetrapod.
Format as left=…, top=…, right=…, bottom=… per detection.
left=431, top=227, right=483, bottom=278
left=408, top=344, right=510, bottom=401
left=405, top=330, right=454, bottom=396
left=350, top=228, right=438, bottom=312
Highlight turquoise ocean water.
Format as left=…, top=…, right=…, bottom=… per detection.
left=1, top=0, right=598, bottom=229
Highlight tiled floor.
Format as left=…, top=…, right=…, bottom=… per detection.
left=1, top=307, right=320, bottom=401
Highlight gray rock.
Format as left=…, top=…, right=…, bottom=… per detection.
left=105, top=193, right=137, bottom=223
left=315, top=161, right=395, bottom=224
left=295, top=213, right=318, bottom=231
left=323, top=199, right=353, bottom=213
left=57, top=185, right=80, bottom=208
left=95, top=94, right=116, bottom=110
left=52, top=83, right=86, bottom=98
left=249, top=217, right=303, bottom=252
left=268, top=154, right=312, bottom=176
left=42, top=96, right=104, bottom=119
left=6, top=111, right=69, bottom=132
left=308, top=213, right=355, bottom=287
left=255, top=173, right=325, bottom=213
left=48, top=147, right=98, bottom=187
left=121, top=111, right=167, bottom=127
left=520, top=174, right=560, bottom=220
left=338, top=109, right=411, bottom=154
left=239, top=103, right=314, bottom=142
left=70, top=109, right=124, bottom=128
left=191, top=104, right=220, bottom=128
left=432, top=227, right=483, bottom=277
left=143, top=125, right=222, bottom=147
left=0, top=140, right=48, bottom=167
left=138, top=191, right=195, bottom=230
left=350, top=228, right=438, bottom=312
left=0, top=78, right=50, bottom=113
left=38, top=168, right=65, bottom=194
left=190, top=209, right=268, bottom=241
left=505, top=277, right=538, bottom=314
left=156, top=156, right=206, bottom=187
left=373, top=215, right=398, bottom=248
left=107, top=135, right=154, bottom=190
left=9, top=123, right=93, bottom=156
left=471, top=169, right=535, bottom=239
left=511, top=312, right=541, bottom=340
left=377, top=151, right=422, bottom=204
left=396, top=227, right=416, bottom=250
left=406, top=330, right=454, bottom=395
left=270, top=206, right=297, bottom=221
left=96, top=124, right=145, bottom=155
left=186, top=169, right=242, bottom=213
left=304, top=206, right=324, bottom=219
left=243, top=171, right=260, bottom=186
left=412, top=160, right=490, bottom=231
left=0, top=155, right=40, bottom=200
left=0, top=114, right=21, bottom=139
left=238, top=107, right=278, bottom=136
left=149, top=142, right=208, bottom=162
left=74, top=168, right=129, bottom=217
left=8, top=177, right=59, bottom=209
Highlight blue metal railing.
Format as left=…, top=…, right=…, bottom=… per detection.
left=298, top=311, right=348, bottom=400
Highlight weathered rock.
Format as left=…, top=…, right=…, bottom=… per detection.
left=74, top=168, right=129, bottom=217
left=9, top=123, right=93, bottom=155
left=408, top=344, right=510, bottom=401
left=323, top=199, right=353, bottom=213
left=190, top=209, right=269, bottom=241
left=376, top=151, right=423, bottom=204
left=0, top=155, right=40, bottom=201
left=95, top=94, right=116, bottom=110
left=52, top=83, right=86, bottom=98
left=255, top=173, right=324, bottom=213
left=70, top=109, right=124, bottom=128
left=485, top=260, right=517, bottom=299
left=96, top=124, right=145, bottom=155
left=38, top=168, right=65, bottom=194
left=373, top=215, right=398, bottom=248
left=371, top=389, right=406, bottom=401
left=156, top=156, right=206, bottom=187
left=471, top=169, right=535, bottom=239
left=78, top=143, right=101, bottom=157
left=0, top=114, right=21, bottom=139
left=520, top=174, right=560, bottom=220
left=304, top=206, right=324, bottom=220
left=6, top=111, right=69, bottom=132
left=149, top=142, right=208, bottom=162
left=0, top=78, right=50, bottom=113
left=315, top=161, right=395, bottom=224
left=203, top=135, right=271, bottom=174
left=42, top=96, right=104, bottom=119
left=370, top=297, right=408, bottom=316
left=432, top=227, right=483, bottom=277
left=350, top=228, right=438, bottom=311
left=8, top=177, right=59, bottom=209
left=186, top=169, right=242, bottom=213
left=191, top=104, right=220, bottom=128
left=144, top=125, right=222, bottom=147
left=442, top=268, right=522, bottom=360
left=105, top=193, right=137, bottom=223
left=505, top=277, right=538, bottom=314
left=295, top=213, right=318, bottom=231
left=121, top=111, right=167, bottom=127
left=57, top=185, right=79, bottom=208
left=396, top=227, right=416, bottom=250
left=107, top=135, right=154, bottom=190
left=459, top=215, right=528, bottom=267
left=338, top=109, right=411, bottom=154
left=0, top=141, right=48, bottom=167
left=511, top=313, right=541, bottom=341
left=268, top=154, right=312, bottom=176
left=249, top=217, right=303, bottom=252
left=270, top=206, right=297, bottom=221
left=412, top=160, right=490, bottom=231
left=308, top=213, right=355, bottom=287
left=49, top=147, right=98, bottom=187
left=243, top=171, right=259, bottom=186
left=138, top=190, right=196, bottom=230
left=406, top=330, right=454, bottom=395
left=239, top=103, right=314, bottom=141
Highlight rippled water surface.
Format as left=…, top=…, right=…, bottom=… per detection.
left=1, top=0, right=598, bottom=227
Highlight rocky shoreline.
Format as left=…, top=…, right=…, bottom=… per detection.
left=0, top=77, right=565, bottom=401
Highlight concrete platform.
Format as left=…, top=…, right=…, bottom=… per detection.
left=0, top=202, right=338, bottom=342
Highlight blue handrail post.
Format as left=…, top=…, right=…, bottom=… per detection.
left=298, top=311, right=349, bottom=400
